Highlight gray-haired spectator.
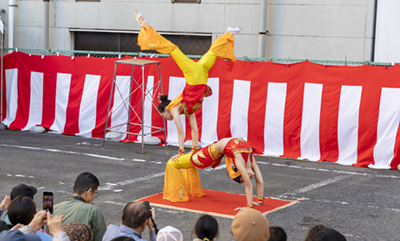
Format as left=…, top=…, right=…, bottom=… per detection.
left=64, top=222, right=93, bottom=241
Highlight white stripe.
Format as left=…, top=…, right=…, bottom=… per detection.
left=230, top=80, right=250, bottom=140
left=50, top=73, right=72, bottom=133
left=166, top=77, right=186, bottom=146
left=371, top=88, right=400, bottom=169
left=258, top=160, right=400, bottom=179
left=23, top=72, right=44, bottom=130
left=264, top=82, right=287, bottom=156
left=283, top=176, right=349, bottom=196
left=201, top=77, right=219, bottom=146
left=3, top=69, right=18, bottom=126
left=100, top=172, right=166, bottom=190
left=138, top=76, right=154, bottom=141
left=111, top=75, right=131, bottom=140
left=300, top=83, right=323, bottom=161
left=77, top=74, right=101, bottom=138
left=0, top=144, right=125, bottom=160
left=336, top=85, right=362, bottom=165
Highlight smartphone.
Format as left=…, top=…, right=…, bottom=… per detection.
left=43, top=191, right=54, bottom=214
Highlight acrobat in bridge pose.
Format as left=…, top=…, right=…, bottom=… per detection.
left=163, top=137, right=265, bottom=210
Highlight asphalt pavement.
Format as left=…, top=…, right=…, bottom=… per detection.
left=1, top=129, right=399, bottom=241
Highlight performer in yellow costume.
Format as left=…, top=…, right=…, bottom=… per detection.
left=163, top=138, right=265, bottom=210
left=134, top=11, right=241, bottom=158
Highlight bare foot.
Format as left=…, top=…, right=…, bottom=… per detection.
left=134, top=10, right=149, bottom=30
left=227, top=26, right=242, bottom=35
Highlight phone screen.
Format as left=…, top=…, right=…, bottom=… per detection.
left=43, top=191, right=53, bottom=214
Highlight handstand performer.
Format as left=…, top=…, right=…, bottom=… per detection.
left=163, top=138, right=265, bottom=210
left=134, top=11, right=241, bottom=159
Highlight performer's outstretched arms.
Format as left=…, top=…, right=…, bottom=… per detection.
left=251, top=157, right=264, bottom=206
left=234, top=155, right=254, bottom=210
left=171, top=107, right=185, bottom=160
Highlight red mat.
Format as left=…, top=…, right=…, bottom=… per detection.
left=136, top=189, right=302, bottom=219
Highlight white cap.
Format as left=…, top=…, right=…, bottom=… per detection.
left=156, top=226, right=183, bottom=241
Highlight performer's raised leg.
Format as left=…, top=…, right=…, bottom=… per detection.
left=135, top=11, right=178, bottom=54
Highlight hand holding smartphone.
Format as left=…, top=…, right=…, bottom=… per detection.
left=43, top=191, right=54, bottom=214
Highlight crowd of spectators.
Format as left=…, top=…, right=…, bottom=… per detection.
left=0, top=172, right=346, bottom=241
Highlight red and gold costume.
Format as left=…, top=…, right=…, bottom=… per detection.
left=224, top=138, right=253, bottom=179
left=138, top=25, right=236, bottom=116
left=163, top=138, right=254, bottom=202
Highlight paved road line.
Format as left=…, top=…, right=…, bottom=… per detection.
left=0, top=144, right=125, bottom=161
left=257, top=161, right=400, bottom=179
left=283, top=175, right=350, bottom=196
left=103, top=201, right=183, bottom=214
left=100, top=172, right=166, bottom=191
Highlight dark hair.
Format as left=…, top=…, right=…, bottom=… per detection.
left=7, top=196, right=36, bottom=225
left=111, top=237, right=136, bottom=241
left=122, top=202, right=151, bottom=229
left=304, top=224, right=346, bottom=241
left=157, top=95, right=171, bottom=113
left=0, top=221, right=9, bottom=232
left=73, top=172, right=100, bottom=195
left=193, top=214, right=219, bottom=241
left=268, top=226, right=287, bottom=241
left=227, top=168, right=242, bottom=184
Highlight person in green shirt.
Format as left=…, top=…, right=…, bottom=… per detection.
left=48, top=172, right=106, bottom=241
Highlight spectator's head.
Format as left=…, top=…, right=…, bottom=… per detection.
left=121, top=202, right=151, bottom=231
left=193, top=214, right=219, bottom=241
left=7, top=196, right=36, bottom=226
left=110, top=237, right=136, bottom=241
left=10, top=184, right=37, bottom=201
left=304, top=224, right=346, bottom=241
left=73, top=172, right=100, bottom=204
left=156, top=226, right=183, bottom=241
left=0, top=229, right=40, bottom=241
left=231, top=208, right=270, bottom=241
left=64, top=222, right=93, bottom=241
left=0, top=220, right=9, bottom=232
left=268, top=226, right=287, bottom=241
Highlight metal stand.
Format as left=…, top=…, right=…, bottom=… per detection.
left=0, top=19, right=4, bottom=127
left=102, top=58, right=166, bottom=153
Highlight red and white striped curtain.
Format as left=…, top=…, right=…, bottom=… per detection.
left=2, top=51, right=400, bottom=169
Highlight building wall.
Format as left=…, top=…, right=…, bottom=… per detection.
left=0, top=0, right=376, bottom=61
